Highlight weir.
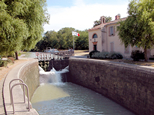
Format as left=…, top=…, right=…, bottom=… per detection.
left=37, top=53, right=69, bottom=71
left=39, top=66, right=69, bottom=84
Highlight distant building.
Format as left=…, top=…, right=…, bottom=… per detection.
left=88, top=14, right=154, bottom=58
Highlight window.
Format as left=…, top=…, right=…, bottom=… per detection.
left=109, top=26, right=115, bottom=36
left=110, top=42, right=114, bottom=52
left=93, top=34, right=98, bottom=38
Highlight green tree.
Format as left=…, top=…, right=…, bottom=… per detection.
left=117, top=0, right=154, bottom=61
left=33, top=27, right=88, bottom=51
left=57, top=27, right=75, bottom=49
left=93, top=16, right=112, bottom=27
left=75, top=30, right=88, bottom=50
left=0, top=0, right=49, bottom=59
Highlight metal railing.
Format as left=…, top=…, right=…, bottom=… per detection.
left=9, top=79, right=30, bottom=114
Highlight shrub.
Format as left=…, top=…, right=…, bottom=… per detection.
left=89, top=50, right=100, bottom=58
left=0, top=60, right=7, bottom=67
left=8, top=57, right=15, bottom=63
left=131, top=50, right=144, bottom=61
left=91, top=51, right=123, bottom=59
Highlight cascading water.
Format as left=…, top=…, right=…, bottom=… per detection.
left=39, top=66, right=69, bottom=85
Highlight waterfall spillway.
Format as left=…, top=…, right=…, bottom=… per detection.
left=39, top=66, right=69, bottom=85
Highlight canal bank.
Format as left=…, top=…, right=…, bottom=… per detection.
left=0, top=59, right=39, bottom=115
left=0, top=59, right=33, bottom=115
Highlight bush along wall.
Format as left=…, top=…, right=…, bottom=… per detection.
left=90, top=51, right=123, bottom=59
left=131, top=50, right=144, bottom=61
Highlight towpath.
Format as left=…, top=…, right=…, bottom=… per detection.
left=0, top=58, right=34, bottom=115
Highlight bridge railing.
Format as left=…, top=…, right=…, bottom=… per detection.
left=36, top=51, right=74, bottom=61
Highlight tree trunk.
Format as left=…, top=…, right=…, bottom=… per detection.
left=15, top=51, right=18, bottom=60
left=144, top=47, right=148, bottom=62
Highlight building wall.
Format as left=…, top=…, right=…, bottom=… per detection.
left=105, top=24, right=133, bottom=57
left=88, top=29, right=103, bottom=52
left=69, top=58, right=154, bottom=115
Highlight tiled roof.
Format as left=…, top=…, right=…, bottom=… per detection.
left=88, top=17, right=127, bottom=31
left=88, top=24, right=103, bottom=31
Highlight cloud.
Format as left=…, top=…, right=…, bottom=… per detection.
left=43, top=0, right=129, bottom=32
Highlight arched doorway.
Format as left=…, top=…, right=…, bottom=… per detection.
left=92, top=34, right=98, bottom=51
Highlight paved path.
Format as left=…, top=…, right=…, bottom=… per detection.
left=0, top=78, right=5, bottom=115
left=0, top=59, right=29, bottom=115
left=0, top=58, right=38, bottom=115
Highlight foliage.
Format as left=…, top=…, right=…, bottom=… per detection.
left=75, top=30, right=89, bottom=50
left=0, top=58, right=13, bottom=67
left=91, top=51, right=123, bottom=59
left=93, top=16, right=112, bottom=27
left=0, top=0, right=49, bottom=58
left=33, top=27, right=89, bottom=51
left=0, top=60, right=7, bottom=67
left=57, top=27, right=75, bottom=49
left=131, top=50, right=144, bottom=61
left=117, top=0, right=154, bottom=61
left=89, top=50, right=100, bottom=58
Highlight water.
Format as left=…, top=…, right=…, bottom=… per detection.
left=31, top=67, right=135, bottom=115
left=31, top=83, right=134, bottom=115
left=39, top=66, right=69, bottom=84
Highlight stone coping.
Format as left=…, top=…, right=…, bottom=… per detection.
left=70, top=57, right=154, bottom=73
left=2, top=59, right=39, bottom=115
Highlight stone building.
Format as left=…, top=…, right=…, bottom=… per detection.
left=88, top=14, right=154, bottom=58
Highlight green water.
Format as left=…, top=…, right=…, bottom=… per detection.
left=31, top=83, right=135, bottom=115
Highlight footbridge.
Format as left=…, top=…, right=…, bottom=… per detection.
left=36, top=52, right=70, bottom=71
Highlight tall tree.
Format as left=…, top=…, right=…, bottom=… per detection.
left=57, top=27, right=75, bottom=49
left=0, top=0, right=49, bottom=59
left=33, top=27, right=88, bottom=51
left=75, top=30, right=88, bottom=50
left=93, top=16, right=112, bottom=27
left=117, top=0, right=154, bottom=61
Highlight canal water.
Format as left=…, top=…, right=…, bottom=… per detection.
left=31, top=67, right=135, bottom=115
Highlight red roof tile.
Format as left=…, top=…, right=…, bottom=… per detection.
left=88, top=17, right=127, bottom=31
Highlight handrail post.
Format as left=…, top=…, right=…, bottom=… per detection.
left=10, top=83, right=30, bottom=114
left=9, top=79, right=25, bottom=105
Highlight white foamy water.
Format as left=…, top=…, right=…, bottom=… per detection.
left=39, top=66, right=69, bottom=85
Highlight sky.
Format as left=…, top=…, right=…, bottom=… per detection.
left=44, top=0, right=130, bottom=32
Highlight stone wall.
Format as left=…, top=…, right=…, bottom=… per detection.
left=69, top=58, right=154, bottom=115
left=19, top=60, right=39, bottom=99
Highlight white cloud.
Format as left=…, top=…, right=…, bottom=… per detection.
left=43, top=0, right=129, bottom=32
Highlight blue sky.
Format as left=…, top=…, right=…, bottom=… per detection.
left=44, top=0, right=129, bottom=32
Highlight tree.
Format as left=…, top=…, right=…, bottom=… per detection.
left=0, top=0, right=49, bottom=59
left=57, top=27, right=75, bottom=49
left=75, top=30, right=88, bottom=50
left=33, top=27, right=88, bottom=51
left=93, top=16, right=112, bottom=27
left=117, top=0, right=154, bottom=61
